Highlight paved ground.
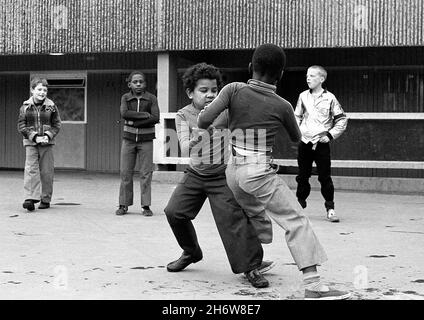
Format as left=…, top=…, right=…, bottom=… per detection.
left=0, top=170, right=423, bottom=300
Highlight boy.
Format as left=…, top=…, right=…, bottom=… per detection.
left=198, top=44, right=351, bottom=300
left=294, top=66, right=348, bottom=223
left=18, top=77, right=61, bottom=211
left=116, top=71, right=160, bottom=216
left=165, top=63, right=273, bottom=288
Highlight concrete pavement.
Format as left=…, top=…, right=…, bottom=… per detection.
left=0, top=170, right=423, bottom=300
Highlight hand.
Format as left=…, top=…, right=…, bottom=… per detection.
left=127, top=120, right=134, bottom=126
left=319, top=136, right=330, bottom=143
left=40, top=135, right=49, bottom=145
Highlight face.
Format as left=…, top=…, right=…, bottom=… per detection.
left=128, top=74, right=146, bottom=94
left=306, top=68, right=325, bottom=90
left=31, top=83, right=48, bottom=102
left=187, top=79, right=218, bottom=110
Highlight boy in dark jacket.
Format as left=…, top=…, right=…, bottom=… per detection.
left=18, top=77, right=61, bottom=211
left=116, top=71, right=160, bottom=216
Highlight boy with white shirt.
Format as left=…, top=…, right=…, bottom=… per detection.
left=294, top=66, right=348, bottom=222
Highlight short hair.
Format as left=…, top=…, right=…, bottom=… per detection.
left=126, top=70, right=146, bottom=83
left=182, top=63, right=222, bottom=92
left=308, top=65, right=327, bottom=81
left=30, top=77, right=48, bottom=89
left=252, top=44, right=286, bottom=80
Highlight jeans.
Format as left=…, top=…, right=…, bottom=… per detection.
left=164, top=168, right=263, bottom=274
left=119, top=138, right=153, bottom=207
left=24, top=145, right=54, bottom=203
left=226, top=155, right=328, bottom=270
left=296, top=142, right=335, bottom=210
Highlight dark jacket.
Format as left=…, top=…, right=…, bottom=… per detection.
left=120, top=90, right=160, bottom=142
left=17, top=97, right=61, bottom=146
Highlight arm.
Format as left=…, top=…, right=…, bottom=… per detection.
left=130, top=95, right=160, bottom=127
left=283, top=105, right=302, bottom=142
left=294, top=95, right=304, bottom=126
left=120, top=95, right=152, bottom=120
left=175, top=112, right=191, bottom=157
left=44, top=105, right=62, bottom=141
left=17, top=105, right=38, bottom=142
left=197, top=84, right=234, bottom=129
left=327, top=97, right=347, bottom=140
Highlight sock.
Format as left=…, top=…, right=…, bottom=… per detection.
left=303, top=272, right=329, bottom=292
left=142, top=206, right=150, bottom=210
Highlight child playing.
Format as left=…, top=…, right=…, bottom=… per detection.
left=294, top=65, right=348, bottom=223
left=165, top=63, right=273, bottom=288
left=198, top=44, right=351, bottom=300
left=18, top=77, right=61, bottom=212
left=116, top=71, right=160, bottom=216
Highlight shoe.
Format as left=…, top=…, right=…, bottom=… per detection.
left=167, top=250, right=203, bottom=272
left=258, top=260, right=276, bottom=274
left=142, top=208, right=153, bottom=216
left=38, top=202, right=50, bottom=209
left=298, top=199, right=307, bottom=209
left=115, top=205, right=128, bottom=215
left=305, top=288, right=351, bottom=300
left=23, top=200, right=35, bottom=212
left=326, top=209, right=340, bottom=222
left=244, top=269, right=269, bottom=288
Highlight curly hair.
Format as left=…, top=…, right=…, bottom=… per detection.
left=182, top=63, right=223, bottom=92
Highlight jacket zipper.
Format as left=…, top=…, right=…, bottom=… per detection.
left=36, top=105, right=41, bottom=137
left=136, top=98, right=140, bottom=142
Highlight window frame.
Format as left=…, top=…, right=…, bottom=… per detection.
left=29, top=72, right=88, bottom=124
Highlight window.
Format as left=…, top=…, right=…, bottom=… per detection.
left=30, top=73, right=87, bottom=123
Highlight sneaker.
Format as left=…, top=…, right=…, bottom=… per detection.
left=142, top=208, right=153, bottom=216
left=115, top=205, right=128, bottom=215
left=23, top=200, right=35, bottom=212
left=258, top=260, right=276, bottom=274
left=38, top=202, right=50, bottom=209
left=326, top=209, right=340, bottom=223
left=305, top=288, right=351, bottom=300
left=244, top=269, right=269, bottom=288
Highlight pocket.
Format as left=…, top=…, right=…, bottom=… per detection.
left=42, top=125, right=51, bottom=135
left=178, top=174, right=189, bottom=185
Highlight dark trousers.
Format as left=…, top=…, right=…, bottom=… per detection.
left=119, top=139, right=153, bottom=207
left=296, top=142, right=335, bottom=210
left=164, top=168, right=263, bottom=274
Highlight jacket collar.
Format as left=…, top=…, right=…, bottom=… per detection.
left=125, top=90, right=149, bottom=101
left=23, top=97, right=55, bottom=107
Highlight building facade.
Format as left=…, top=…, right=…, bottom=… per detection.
left=0, top=0, right=423, bottom=178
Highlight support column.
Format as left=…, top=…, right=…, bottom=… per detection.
left=154, top=52, right=178, bottom=168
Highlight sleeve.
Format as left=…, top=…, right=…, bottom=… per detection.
left=44, top=105, right=62, bottom=140
left=197, top=83, right=235, bottom=129
left=327, top=96, right=347, bottom=140
left=120, top=94, right=152, bottom=120
left=175, top=112, right=191, bottom=157
left=17, top=105, right=37, bottom=141
left=294, top=94, right=304, bottom=126
left=211, top=109, right=229, bottom=129
left=131, top=95, right=160, bottom=128
left=282, top=104, right=302, bottom=142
